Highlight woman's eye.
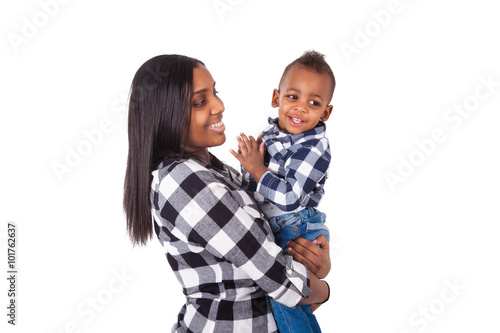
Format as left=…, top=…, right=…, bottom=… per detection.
left=193, top=99, right=206, bottom=107
left=214, top=90, right=219, bottom=96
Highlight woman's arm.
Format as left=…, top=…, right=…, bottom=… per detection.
left=288, top=235, right=331, bottom=306
left=154, top=160, right=313, bottom=307
left=298, top=273, right=329, bottom=305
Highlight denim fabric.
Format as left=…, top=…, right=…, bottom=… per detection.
left=268, top=207, right=329, bottom=333
left=270, top=300, right=322, bottom=333
left=268, top=207, right=329, bottom=251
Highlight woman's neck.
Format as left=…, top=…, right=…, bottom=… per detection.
left=190, top=149, right=211, bottom=165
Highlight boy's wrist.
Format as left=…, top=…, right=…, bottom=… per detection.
left=249, top=165, right=268, bottom=184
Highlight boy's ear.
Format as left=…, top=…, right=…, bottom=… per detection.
left=271, top=89, right=280, bottom=108
left=321, top=105, right=333, bottom=121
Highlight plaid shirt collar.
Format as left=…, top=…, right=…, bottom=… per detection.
left=263, top=117, right=327, bottom=144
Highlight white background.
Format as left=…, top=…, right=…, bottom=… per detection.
left=1, top=0, right=499, bottom=332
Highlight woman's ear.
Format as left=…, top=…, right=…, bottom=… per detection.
left=321, top=105, right=333, bottom=121
left=271, top=89, right=280, bottom=108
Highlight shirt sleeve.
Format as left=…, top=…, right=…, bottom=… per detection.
left=240, top=165, right=258, bottom=193
left=257, top=138, right=331, bottom=211
left=156, top=162, right=311, bottom=307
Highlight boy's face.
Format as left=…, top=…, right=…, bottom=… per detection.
left=272, top=65, right=333, bottom=135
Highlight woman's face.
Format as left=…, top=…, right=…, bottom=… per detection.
left=182, top=65, right=225, bottom=161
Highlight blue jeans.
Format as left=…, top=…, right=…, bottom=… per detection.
left=268, top=207, right=330, bottom=251
left=268, top=207, right=329, bottom=333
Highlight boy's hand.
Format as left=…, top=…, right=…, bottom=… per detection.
left=230, top=132, right=268, bottom=183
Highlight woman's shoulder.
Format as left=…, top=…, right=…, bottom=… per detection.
left=152, top=156, right=241, bottom=188
left=153, top=158, right=208, bottom=183
left=151, top=157, right=246, bottom=207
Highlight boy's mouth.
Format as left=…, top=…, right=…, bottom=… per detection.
left=289, top=116, right=304, bottom=126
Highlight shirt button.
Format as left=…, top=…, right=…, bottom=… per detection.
left=287, top=269, right=293, bottom=274
left=275, top=131, right=279, bottom=136
left=293, top=227, right=298, bottom=231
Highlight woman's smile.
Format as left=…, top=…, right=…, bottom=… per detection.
left=208, top=119, right=225, bottom=132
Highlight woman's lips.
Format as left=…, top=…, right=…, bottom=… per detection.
left=208, top=120, right=225, bottom=132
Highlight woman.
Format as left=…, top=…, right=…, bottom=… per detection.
left=124, top=54, right=330, bottom=332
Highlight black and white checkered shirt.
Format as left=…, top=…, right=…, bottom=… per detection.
left=151, top=155, right=311, bottom=332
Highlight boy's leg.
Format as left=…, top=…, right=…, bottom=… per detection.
left=271, top=208, right=329, bottom=247
left=304, top=303, right=322, bottom=332
left=268, top=212, right=302, bottom=250
left=282, top=207, right=328, bottom=332
left=270, top=299, right=321, bottom=333
left=269, top=208, right=326, bottom=333
left=270, top=214, right=318, bottom=332
left=301, top=207, right=330, bottom=243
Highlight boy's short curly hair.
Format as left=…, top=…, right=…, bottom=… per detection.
left=278, top=50, right=336, bottom=102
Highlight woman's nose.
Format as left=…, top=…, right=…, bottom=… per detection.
left=211, top=97, right=225, bottom=114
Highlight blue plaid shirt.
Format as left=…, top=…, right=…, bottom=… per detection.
left=242, top=117, right=331, bottom=216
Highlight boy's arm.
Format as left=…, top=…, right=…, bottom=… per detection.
left=230, top=132, right=268, bottom=183
left=258, top=138, right=330, bottom=211
left=232, top=132, right=331, bottom=212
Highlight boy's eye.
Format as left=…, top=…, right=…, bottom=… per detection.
left=310, top=100, right=320, bottom=106
left=287, top=95, right=297, bottom=99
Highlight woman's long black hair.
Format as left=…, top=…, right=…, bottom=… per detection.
left=124, top=54, right=204, bottom=246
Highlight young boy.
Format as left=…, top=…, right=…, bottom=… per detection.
left=231, top=50, right=335, bottom=333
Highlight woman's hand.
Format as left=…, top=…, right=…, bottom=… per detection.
left=287, top=235, right=330, bottom=279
